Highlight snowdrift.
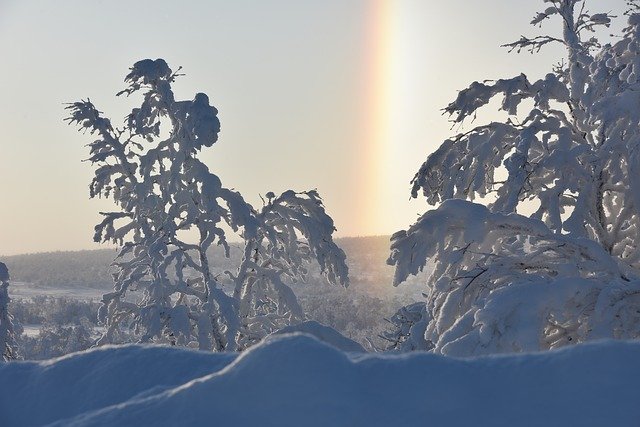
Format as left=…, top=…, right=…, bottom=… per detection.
left=268, top=320, right=366, bottom=352
left=1, top=334, right=639, bottom=427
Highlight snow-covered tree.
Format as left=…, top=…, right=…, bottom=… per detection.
left=0, top=262, right=18, bottom=361
left=66, top=59, right=348, bottom=351
left=230, top=189, right=350, bottom=349
left=387, top=1, right=640, bottom=355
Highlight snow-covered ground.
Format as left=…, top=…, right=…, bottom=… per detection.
left=1, top=333, right=638, bottom=427
left=20, top=325, right=42, bottom=338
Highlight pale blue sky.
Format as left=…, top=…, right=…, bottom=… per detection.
left=0, top=0, right=625, bottom=255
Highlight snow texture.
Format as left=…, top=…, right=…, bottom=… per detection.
left=269, top=320, right=365, bottom=352
left=0, top=334, right=638, bottom=427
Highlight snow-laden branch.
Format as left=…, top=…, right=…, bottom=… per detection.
left=0, top=262, right=18, bottom=361
left=387, top=201, right=640, bottom=355
left=389, top=3, right=640, bottom=355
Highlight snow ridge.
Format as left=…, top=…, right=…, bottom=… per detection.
left=1, top=334, right=639, bottom=427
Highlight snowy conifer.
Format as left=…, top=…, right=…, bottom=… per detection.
left=0, top=262, right=18, bottom=361
left=388, top=1, right=640, bottom=355
left=67, top=59, right=348, bottom=351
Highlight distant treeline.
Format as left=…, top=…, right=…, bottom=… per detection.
left=0, top=236, right=395, bottom=293
left=3, top=249, right=116, bottom=289
left=4, top=236, right=407, bottom=356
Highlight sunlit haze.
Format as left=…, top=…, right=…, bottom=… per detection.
left=0, top=0, right=625, bottom=255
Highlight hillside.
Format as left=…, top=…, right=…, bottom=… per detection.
left=1, top=236, right=396, bottom=294
left=2, top=237, right=408, bottom=353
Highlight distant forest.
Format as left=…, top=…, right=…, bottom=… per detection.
left=3, top=236, right=424, bottom=355
left=2, top=236, right=397, bottom=295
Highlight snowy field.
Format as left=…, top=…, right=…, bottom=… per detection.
left=1, top=333, right=638, bottom=427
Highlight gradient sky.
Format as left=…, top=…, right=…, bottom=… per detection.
left=0, top=0, right=626, bottom=255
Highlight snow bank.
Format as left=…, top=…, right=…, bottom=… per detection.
left=1, top=334, right=639, bottom=427
left=269, top=320, right=366, bottom=352
left=0, top=345, right=236, bottom=427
